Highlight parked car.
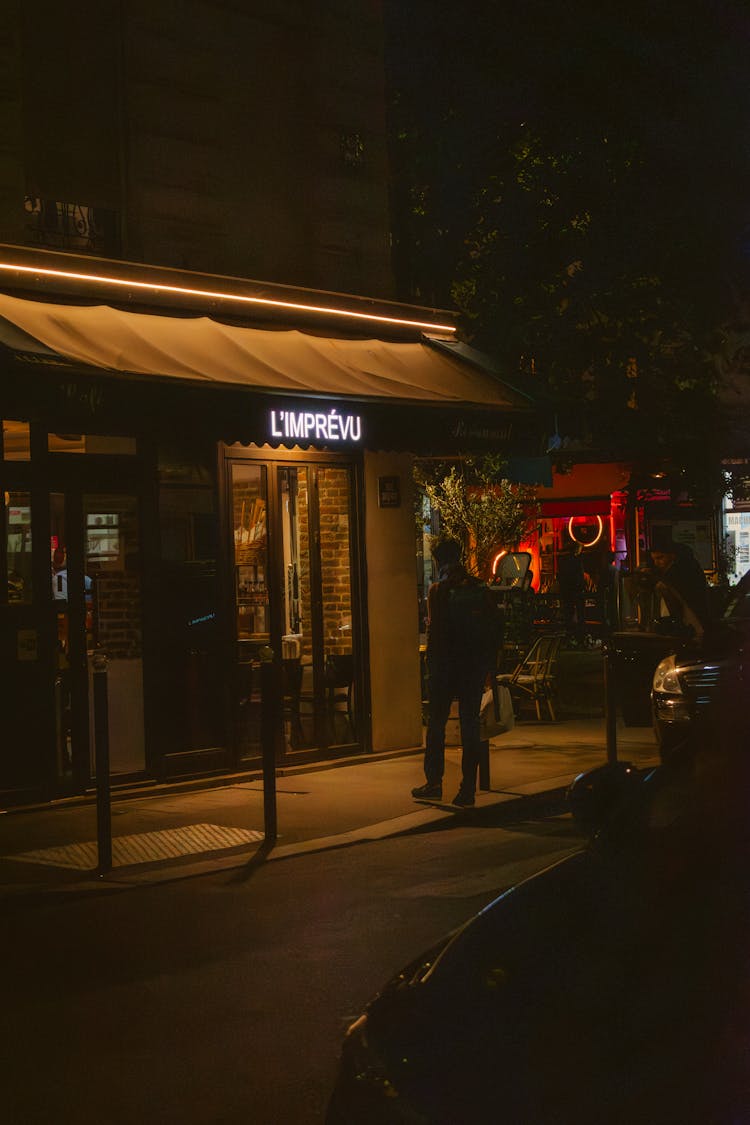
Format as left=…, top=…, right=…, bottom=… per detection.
left=326, top=761, right=747, bottom=1125
left=652, top=569, right=750, bottom=760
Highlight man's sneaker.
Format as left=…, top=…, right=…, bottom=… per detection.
left=452, top=790, right=475, bottom=807
left=411, top=782, right=442, bottom=800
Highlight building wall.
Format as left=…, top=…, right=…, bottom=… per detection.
left=364, top=450, right=422, bottom=751
left=319, top=466, right=355, bottom=656
left=0, top=5, right=26, bottom=246
left=3, top=0, right=393, bottom=297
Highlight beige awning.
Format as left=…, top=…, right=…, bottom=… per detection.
left=0, top=291, right=528, bottom=409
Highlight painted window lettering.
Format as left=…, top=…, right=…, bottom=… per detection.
left=270, top=409, right=362, bottom=443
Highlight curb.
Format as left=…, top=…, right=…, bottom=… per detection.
left=0, top=781, right=572, bottom=906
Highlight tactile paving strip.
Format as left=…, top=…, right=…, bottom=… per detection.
left=6, top=823, right=264, bottom=870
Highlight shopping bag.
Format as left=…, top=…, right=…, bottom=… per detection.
left=479, top=683, right=515, bottom=738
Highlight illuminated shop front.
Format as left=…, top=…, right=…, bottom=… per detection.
left=488, top=463, right=630, bottom=590
left=0, top=249, right=532, bottom=805
left=488, top=462, right=720, bottom=640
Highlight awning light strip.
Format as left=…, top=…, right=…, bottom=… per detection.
left=0, top=262, right=456, bottom=333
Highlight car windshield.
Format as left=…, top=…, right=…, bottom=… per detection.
left=724, top=574, right=750, bottom=620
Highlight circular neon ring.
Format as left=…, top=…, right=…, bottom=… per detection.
left=568, top=515, right=603, bottom=547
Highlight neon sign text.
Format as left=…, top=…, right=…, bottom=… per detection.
left=270, top=409, right=362, bottom=443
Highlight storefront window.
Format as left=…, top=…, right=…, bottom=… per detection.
left=49, top=493, right=70, bottom=776
left=158, top=439, right=214, bottom=484
left=319, top=467, right=352, bottom=652
left=232, top=464, right=269, bottom=760
left=2, top=420, right=31, bottom=461
left=159, top=487, right=218, bottom=564
left=278, top=467, right=313, bottom=751
left=229, top=454, right=360, bottom=761
left=319, top=467, right=356, bottom=745
left=156, top=485, right=221, bottom=754
left=5, top=491, right=32, bottom=603
left=233, top=466, right=270, bottom=644
left=48, top=433, right=137, bottom=455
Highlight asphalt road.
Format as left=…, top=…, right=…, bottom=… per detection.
left=1, top=809, right=582, bottom=1125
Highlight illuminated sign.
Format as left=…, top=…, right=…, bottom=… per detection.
left=568, top=515, right=604, bottom=547
left=270, top=408, right=362, bottom=443
left=189, top=612, right=216, bottom=627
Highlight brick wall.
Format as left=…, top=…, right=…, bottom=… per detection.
left=319, top=467, right=352, bottom=656
left=231, top=464, right=352, bottom=659
left=296, top=471, right=313, bottom=663
left=94, top=574, right=142, bottom=658
left=6, top=1, right=393, bottom=296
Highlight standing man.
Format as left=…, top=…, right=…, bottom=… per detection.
left=650, top=540, right=709, bottom=637
left=596, top=550, right=618, bottom=633
left=412, top=539, right=499, bottom=807
left=557, top=544, right=587, bottom=645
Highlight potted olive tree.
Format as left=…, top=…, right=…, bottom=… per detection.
left=414, top=454, right=540, bottom=579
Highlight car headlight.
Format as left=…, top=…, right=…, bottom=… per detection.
left=652, top=654, right=683, bottom=695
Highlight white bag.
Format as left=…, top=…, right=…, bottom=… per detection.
left=479, top=683, right=515, bottom=739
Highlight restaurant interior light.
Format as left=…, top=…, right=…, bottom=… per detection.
left=568, top=515, right=604, bottom=547
left=491, top=549, right=508, bottom=574
left=0, top=261, right=457, bottom=333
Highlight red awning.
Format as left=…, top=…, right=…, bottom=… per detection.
left=541, top=499, right=612, bottom=516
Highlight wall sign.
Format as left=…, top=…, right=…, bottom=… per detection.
left=17, top=629, right=38, bottom=662
left=378, top=475, right=401, bottom=508
left=269, top=408, right=362, bottom=443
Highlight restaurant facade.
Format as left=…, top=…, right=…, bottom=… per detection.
left=0, top=247, right=534, bottom=806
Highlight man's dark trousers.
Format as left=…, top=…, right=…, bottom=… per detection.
left=423, top=659, right=485, bottom=796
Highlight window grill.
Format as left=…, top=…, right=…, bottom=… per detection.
left=24, top=196, right=119, bottom=256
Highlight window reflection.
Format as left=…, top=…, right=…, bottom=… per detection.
left=157, top=485, right=220, bottom=754
left=5, top=491, right=32, bottom=603
left=49, top=492, right=71, bottom=777
left=48, top=433, right=136, bottom=455
left=233, top=465, right=269, bottom=644
left=279, top=467, right=314, bottom=752
left=232, top=464, right=269, bottom=761
left=319, top=467, right=356, bottom=743
left=2, top=420, right=31, bottom=461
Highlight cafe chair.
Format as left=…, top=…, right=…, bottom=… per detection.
left=325, top=653, right=355, bottom=737
left=496, top=632, right=564, bottom=721
left=282, top=657, right=305, bottom=748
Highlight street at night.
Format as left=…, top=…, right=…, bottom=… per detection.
left=1, top=811, right=580, bottom=1124
left=2, top=4, right=750, bottom=1122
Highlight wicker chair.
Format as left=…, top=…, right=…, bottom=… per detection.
left=496, top=633, right=564, bottom=721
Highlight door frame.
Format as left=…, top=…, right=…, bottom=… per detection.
left=43, top=452, right=151, bottom=793
left=221, top=443, right=371, bottom=765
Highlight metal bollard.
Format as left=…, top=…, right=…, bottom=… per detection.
left=92, top=650, right=112, bottom=875
left=258, top=646, right=280, bottom=848
left=603, top=643, right=618, bottom=766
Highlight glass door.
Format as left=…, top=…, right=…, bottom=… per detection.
left=50, top=490, right=145, bottom=788
left=230, top=457, right=359, bottom=762
left=232, top=463, right=270, bottom=760
left=317, top=466, right=357, bottom=746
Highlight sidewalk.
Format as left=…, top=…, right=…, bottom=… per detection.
left=0, top=718, right=659, bottom=901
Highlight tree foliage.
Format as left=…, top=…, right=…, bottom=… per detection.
left=386, top=1, right=750, bottom=492
left=415, top=456, right=540, bottom=578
